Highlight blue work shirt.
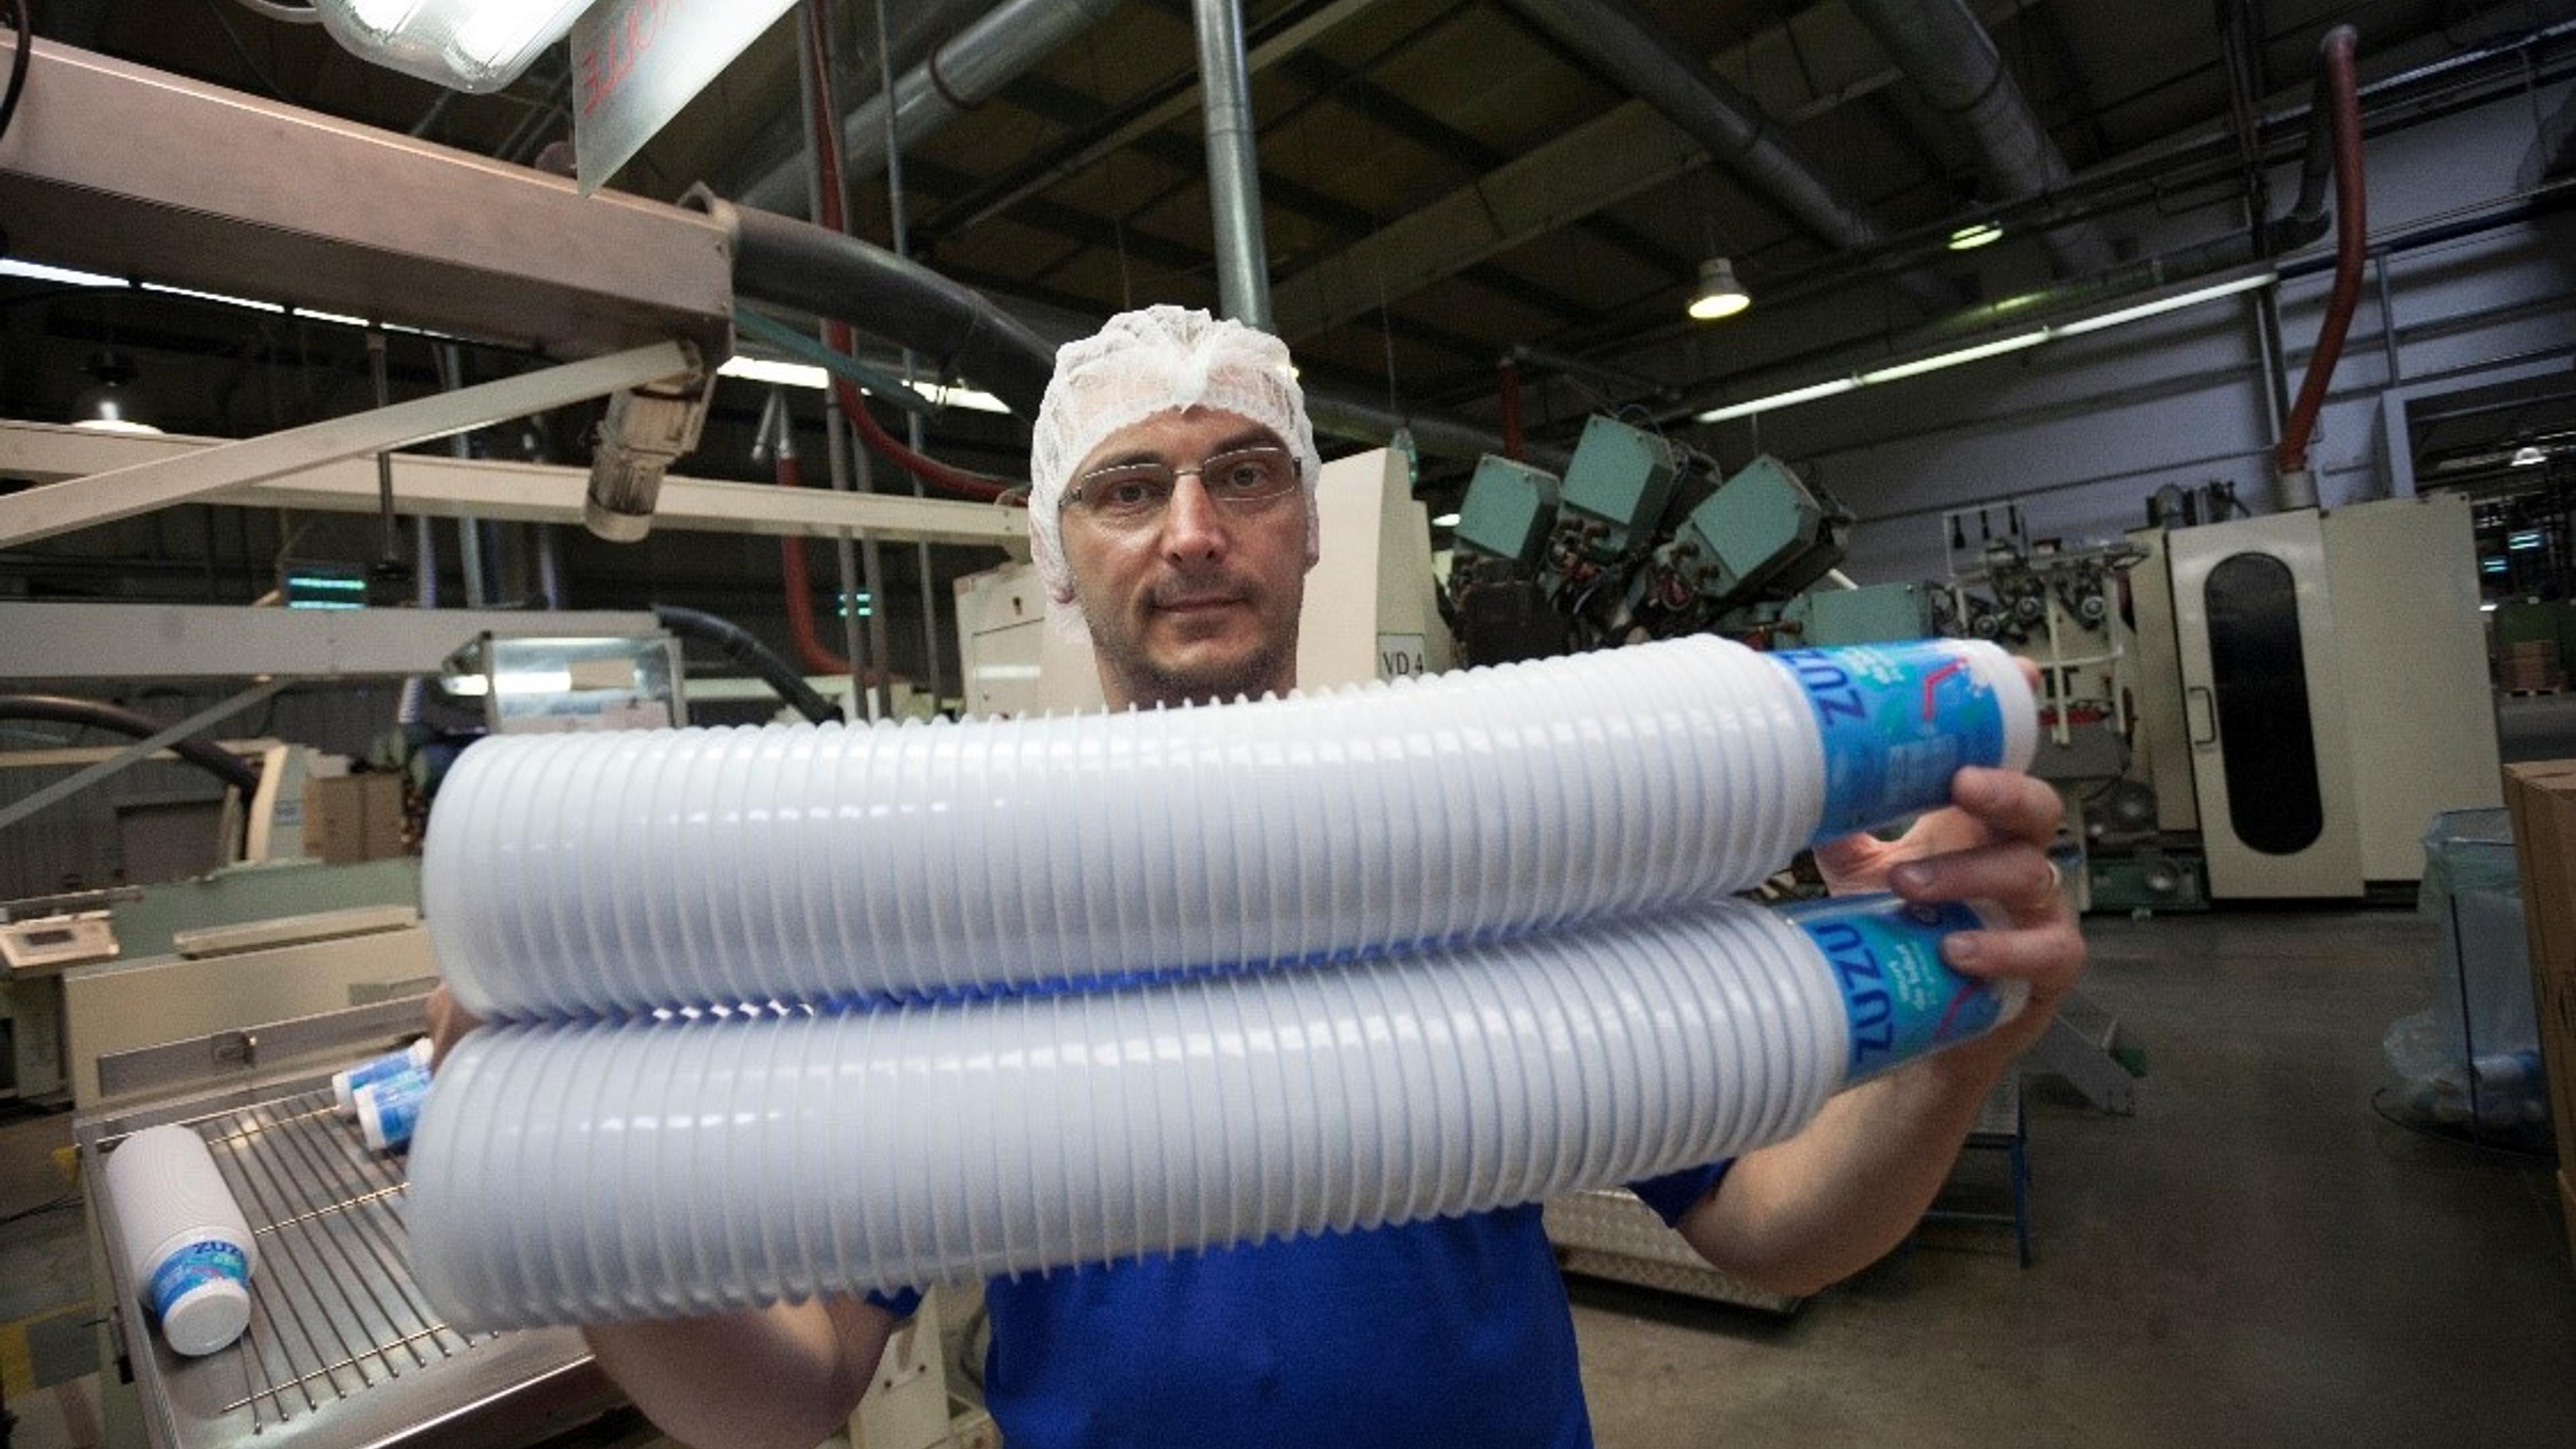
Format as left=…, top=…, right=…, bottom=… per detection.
left=873, top=1163, right=1727, bottom=1449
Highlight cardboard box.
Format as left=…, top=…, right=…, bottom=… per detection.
left=303, top=773, right=407, bottom=865
left=2504, top=762, right=2576, bottom=1255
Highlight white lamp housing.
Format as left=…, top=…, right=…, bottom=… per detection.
left=1688, top=257, right=1751, bottom=321
left=314, top=0, right=595, bottom=94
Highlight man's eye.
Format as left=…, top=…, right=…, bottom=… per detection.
left=1103, top=478, right=1159, bottom=508
left=1214, top=462, right=1269, bottom=492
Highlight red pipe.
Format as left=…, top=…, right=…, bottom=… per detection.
left=800, top=6, right=1018, bottom=506
left=775, top=450, right=899, bottom=682
left=1497, top=360, right=1525, bottom=462
left=2274, top=25, right=2365, bottom=478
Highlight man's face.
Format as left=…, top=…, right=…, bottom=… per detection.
left=1057, top=407, right=1309, bottom=708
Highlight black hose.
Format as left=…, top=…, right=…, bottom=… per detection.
left=0, top=696, right=264, bottom=794
left=691, top=192, right=1057, bottom=419
left=651, top=604, right=841, bottom=724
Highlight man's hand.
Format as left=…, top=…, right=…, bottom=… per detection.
left=1808, top=662, right=2085, bottom=1058
left=423, top=983, right=481, bottom=1069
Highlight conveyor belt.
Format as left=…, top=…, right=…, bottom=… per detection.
left=79, top=1069, right=619, bottom=1449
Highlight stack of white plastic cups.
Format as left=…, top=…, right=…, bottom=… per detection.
left=104, top=1124, right=260, bottom=1356
left=409, top=636, right=2037, bottom=1331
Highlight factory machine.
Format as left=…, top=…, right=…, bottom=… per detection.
left=1444, top=415, right=1855, bottom=663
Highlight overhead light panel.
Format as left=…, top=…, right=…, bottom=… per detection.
left=140, top=282, right=286, bottom=314
left=718, top=356, right=832, bottom=390
left=1947, top=221, right=2004, bottom=251
left=2511, top=445, right=2548, bottom=468
left=1856, top=330, right=2049, bottom=384
left=315, top=0, right=593, bottom=93
left=2051, top=271, right=2277, bottom=337
left=716, top=354, right=1014, bottom=415
left=1687, top=257, right=1751, bottom=321
left=0, top=259, right=125, bottom=288
left=1696, top=377, right=1859, bottom=425
left=1431, top=512, right=1461, bottom=529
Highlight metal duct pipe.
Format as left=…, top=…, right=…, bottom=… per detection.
left=1194, top=0, right=1275, bottom=329
left=737, top=0, right=1131, bottom=213
left=716, top=0, right=996, bottom=201
left=1499, top=0, right=1957, bottom=314
left=1305, top=389, right=1570, bottom=472
left=1845, top=0, right=2114, bottom=277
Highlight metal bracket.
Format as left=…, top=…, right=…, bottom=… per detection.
left=0, top=342, right=696, bottom=547
left=92, top=994, right=431, bottom=1102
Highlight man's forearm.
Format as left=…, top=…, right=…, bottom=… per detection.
left=582, top=1296, right=892, bottom=1449
left=1675, top=1035, right=2017, bottom=1295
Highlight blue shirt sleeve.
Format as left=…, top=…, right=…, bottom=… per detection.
left=867, top=1287, right=924, bottom=1320
left=1625, top=1159, right=1734, bottom=1228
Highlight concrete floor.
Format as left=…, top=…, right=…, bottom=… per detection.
left=4, top=909, right=2570, bottom=1448
left=1570, top=909, right=2575, bottom=1448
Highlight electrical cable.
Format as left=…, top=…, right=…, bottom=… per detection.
left=0, top=1192, right=80, bottom=1228
left=0, top=0, right=31, bottom=148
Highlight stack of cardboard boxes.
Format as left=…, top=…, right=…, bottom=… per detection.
left=2504, top=761, right=2576, bottom=1271
left=302, top=771, right=407, bottom=865
left=2500, top=639, right=2564, bottom=694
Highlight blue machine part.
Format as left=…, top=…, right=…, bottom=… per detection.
left=1454, top=455, right=1562, bottom=566
left=1557, top=416, right=1678, bottom=557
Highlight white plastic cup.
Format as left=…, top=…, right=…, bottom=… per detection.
left=408, top=893, right=2021, bottom=1332
left=331, top=1038, right=433, bottom=1117
left=424, top=636, right=2033, bottom=1020
left=103, top=1124, right=258, bottom=1356
left=354, top=1066, right=433, bottom=1152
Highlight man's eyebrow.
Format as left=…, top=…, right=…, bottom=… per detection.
left=1080, top=429, right=1285, bottom=472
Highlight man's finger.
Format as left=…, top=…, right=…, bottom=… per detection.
left=1941, top=919, right=2088, bottom=1003
left=1949, top=765, right=2062, bottom=847
left=1889, top=841, right=2066, bottom=922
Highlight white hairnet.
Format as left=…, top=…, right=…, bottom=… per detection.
left=1027, top=305, right=1322, bottom=607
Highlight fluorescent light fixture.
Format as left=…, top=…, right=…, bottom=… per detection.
left=908, top=381, right=1011, bottom=415
left=1687, top=257, right=1751, bottom=321
left=141, top=282, right=285, bottom=313
left=287, top=600, right=368, bottom=610
left=439, top=669, right=576, bottom=697
left=0, top=258, right=124, bottom=288
left=1947, top=221, right=2004, bottom=251
left=718, top=356, right=830, bottom=390
left=286, top=575, right=368, bottom=592
left=2512, top=445, right=2548, bottom=467
left=2052, top=272, right=2277, bottom=337
left=1691, top=268, right=2283, bottom=429
left=1432, top=512, right=1461, bottom=528
left=2508, top=531, right=2544, bottom=551
left=716, top=356, right=1012, bottom=414
left=71, top=416, right=164, bottom=435
left=293, top=307, right=373, bottom=329
left=1858, top=331, right=2049, bottom=384
left=1696, top=376, right=1859, bottom=424
left=2481, top=557, right=2509, bottom=574
left=2480, top=602, right=2500, bottom=612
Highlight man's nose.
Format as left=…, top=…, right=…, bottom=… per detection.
left=1159, top=474, right=1228, bottom=565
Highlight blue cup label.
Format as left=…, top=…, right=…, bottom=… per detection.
left=361, top=1067, right=432, bottom=1151
left=341, top=1047, right=418, bottom=1100
left=1786, top=896, right=2008, bottom=1081
left=147, top=1240, right=248, bottom=1318
left=1774, top=642, right=2008, bottom=841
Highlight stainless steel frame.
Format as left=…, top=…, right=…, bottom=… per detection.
left=77, top=1061, right=616, bottom=1449
left=0, top=37, right=733, bottom=362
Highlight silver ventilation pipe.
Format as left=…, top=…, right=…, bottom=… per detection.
left=1194, top=0, right=1275, bottom=329
left=1845, top=0, right=2116, bottom=277
left=738, top=0, right=1132, bottom=213
left=1499, top=0, right=1960, bottom=315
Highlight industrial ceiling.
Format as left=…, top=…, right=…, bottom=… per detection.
left=6, top=0, right=2568, bottom=464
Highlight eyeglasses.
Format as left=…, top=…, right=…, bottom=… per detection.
left=1062, top=444, right=1299, bottom=527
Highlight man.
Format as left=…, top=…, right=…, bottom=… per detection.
left=429, top=305, right=2085, bottom=1448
